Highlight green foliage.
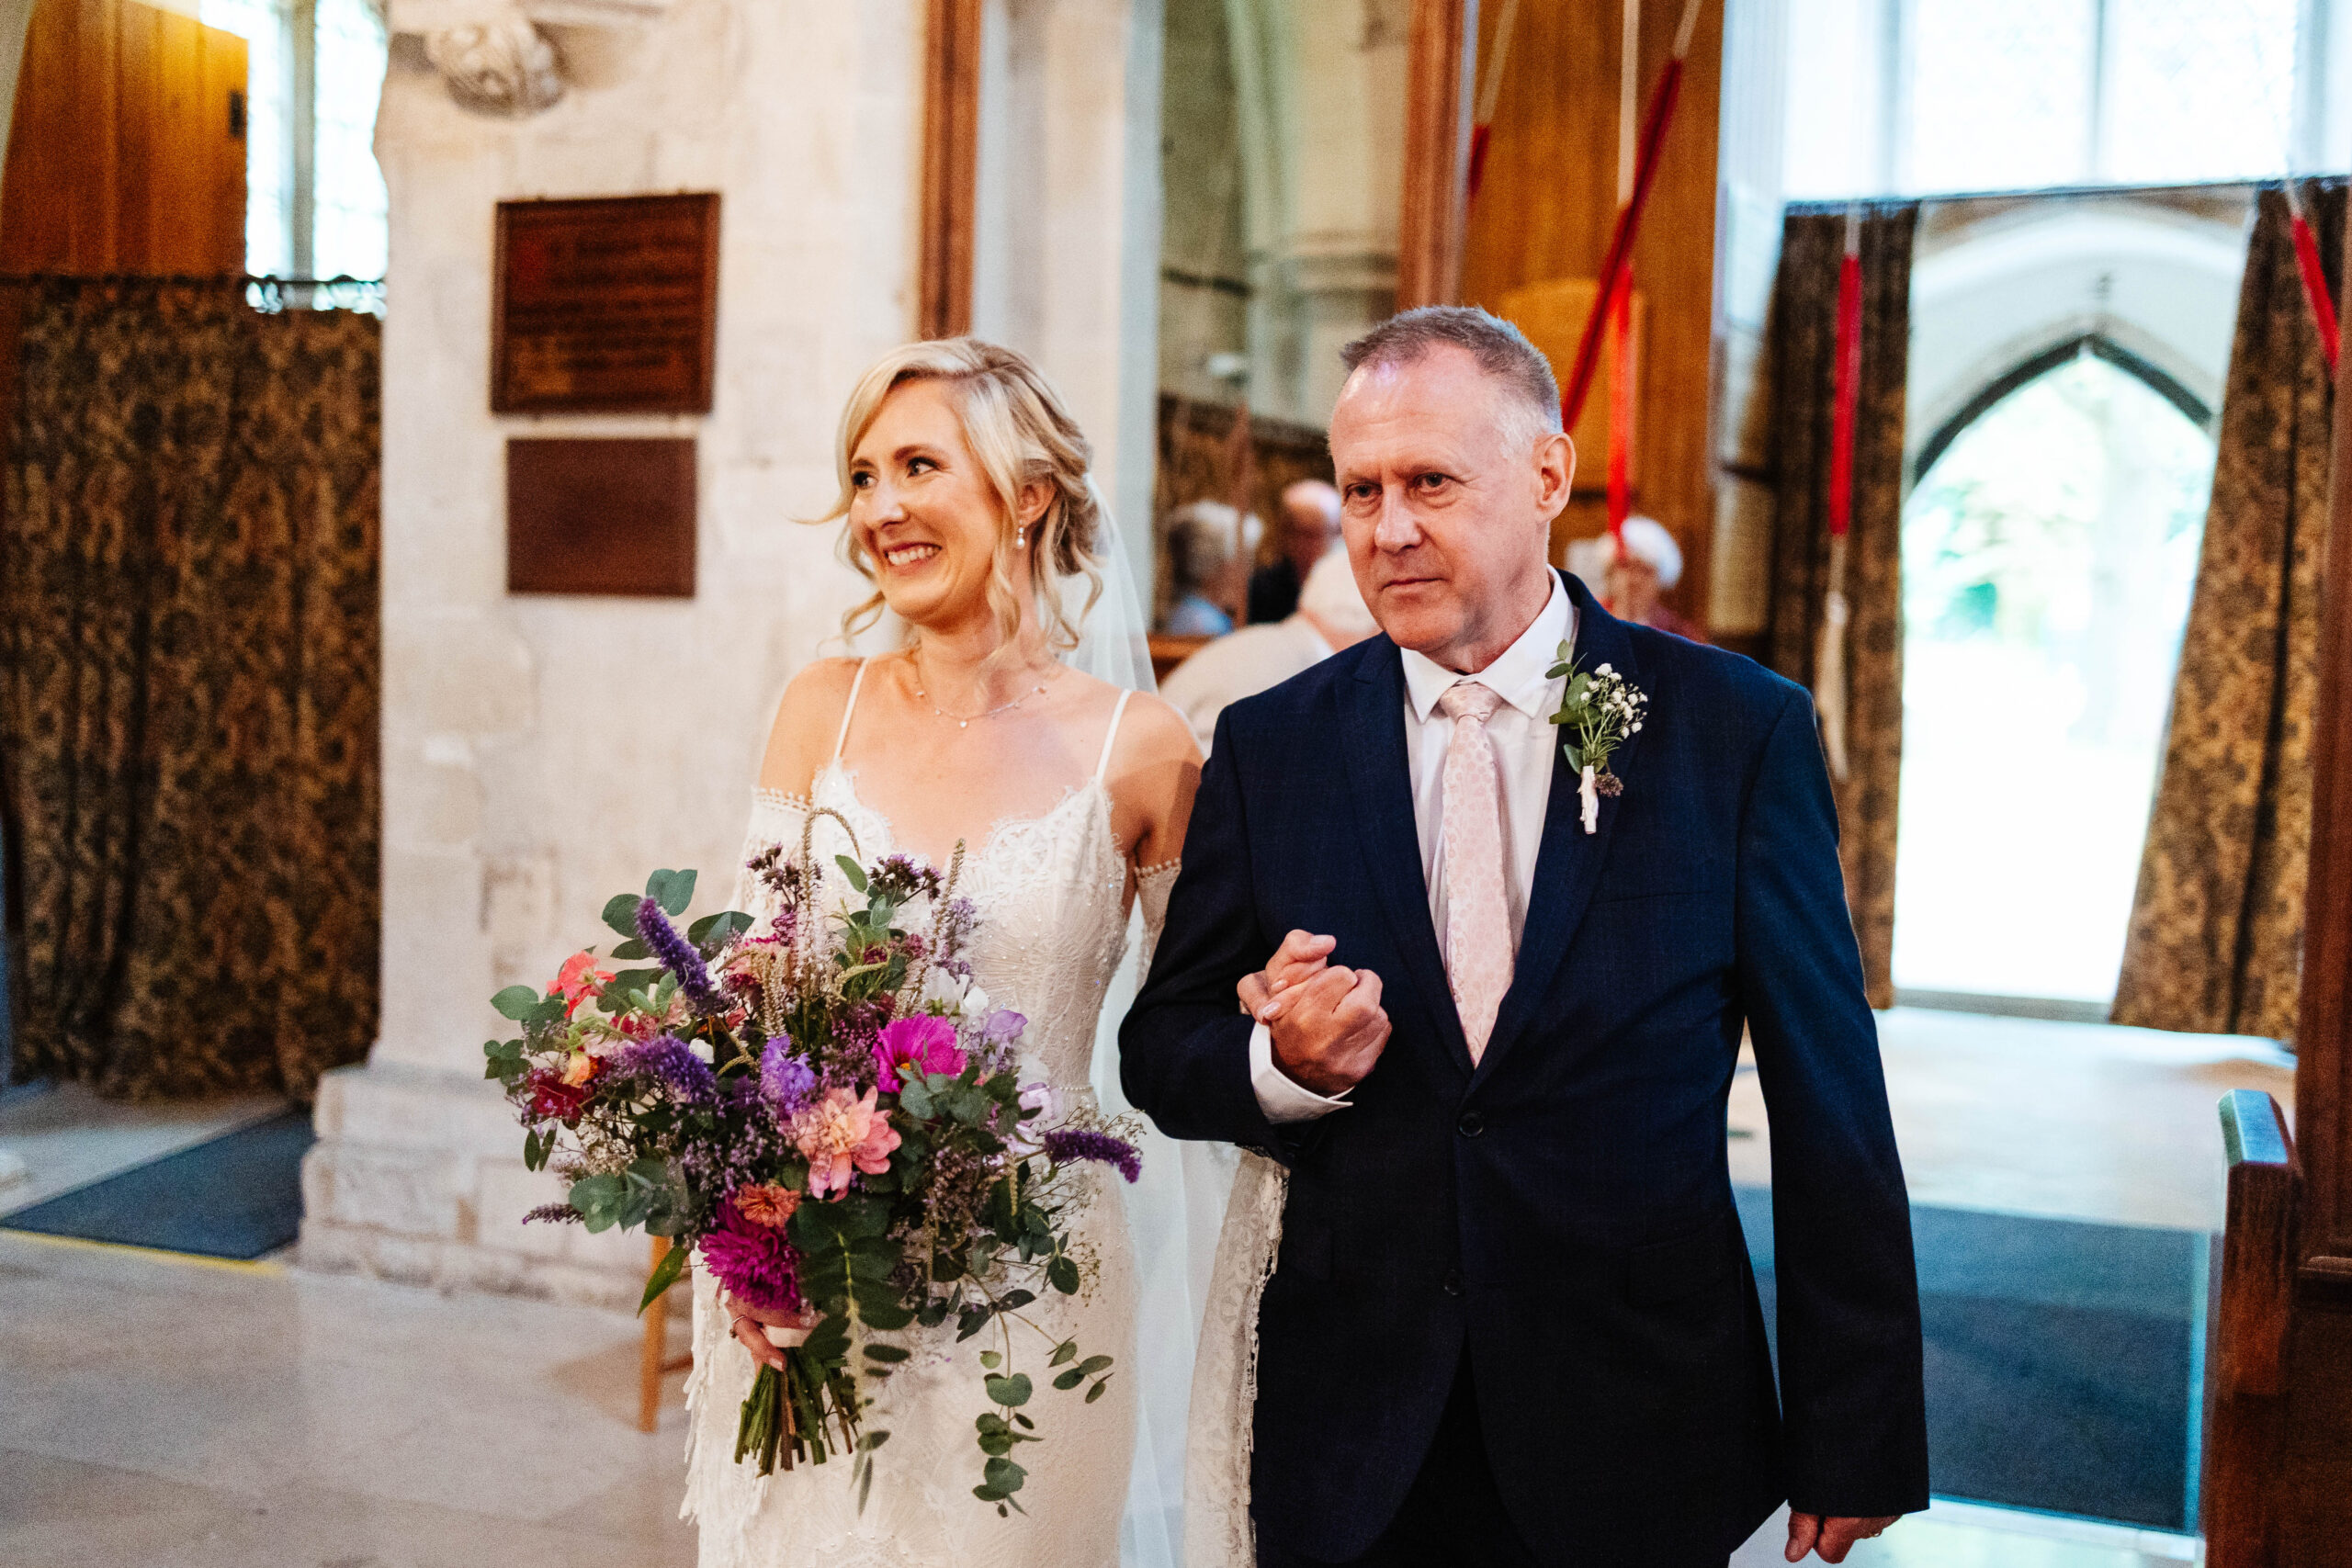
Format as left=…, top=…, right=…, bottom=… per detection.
left=601, top=894, right=642, bottom=939
left=644, top=867, right=696, bottom=917
left=638, top=1241, right=688, bottom=1314
left=491, top=986, right=543, bottom=1021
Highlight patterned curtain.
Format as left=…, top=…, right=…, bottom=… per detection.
left=2111, top=182, right=2342, bottom=1046
left=1764, top=202, right=1918, bottom=1010
left=0, top=277, right=380, bottom=1100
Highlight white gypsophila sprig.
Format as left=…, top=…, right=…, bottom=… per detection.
left=1544, top=645, right=1651, bottom=834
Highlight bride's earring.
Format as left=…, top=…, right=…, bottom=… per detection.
left=1016, top=523, right=1027, bottom=549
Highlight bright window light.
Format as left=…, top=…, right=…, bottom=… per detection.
left=1894, top=355, right=2213, bottom=1003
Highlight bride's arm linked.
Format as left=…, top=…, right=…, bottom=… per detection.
left=1117, top=710, right=1302, bottom=1155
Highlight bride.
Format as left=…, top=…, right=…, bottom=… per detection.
left=681, top=337, right=1204, bottom=1568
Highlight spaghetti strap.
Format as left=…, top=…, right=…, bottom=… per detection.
left=1093, top=689, right=1135, bottom=784
left=831, top=659, right=870, bottom=762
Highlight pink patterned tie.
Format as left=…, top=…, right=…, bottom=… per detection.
left=1437, top=681, right=1512, bottom=1063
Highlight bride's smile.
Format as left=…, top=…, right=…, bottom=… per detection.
left=845, top=376, right=1052, bottom=641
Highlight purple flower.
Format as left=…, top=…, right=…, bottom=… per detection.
left=699, top=1196, right=803, bottom=1314
left=1042, top=1127, right=1142, bottom=1183
left=759, top=1039, right=818, bottom=1111
left=616, top=1033, right=717, bottom=1103
left=873, top=1014, right=967, bottom=1091
left=982, top=1009, right=1026, bottom=1046
left=637, top=897, right=725, bottom=1016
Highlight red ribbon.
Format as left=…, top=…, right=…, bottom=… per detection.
left=1560, top=57, right=1686, bottom=432
left=1827, top=247, right=1862, bottom=540
left=1468, top=123, right=1494, bottom=207
left=1607, top=270, right=1634, bottom=541
left=2290, top=208, right=2340, bottom=375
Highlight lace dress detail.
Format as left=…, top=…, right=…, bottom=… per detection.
left=683, top=679, right=1163, bottom=1568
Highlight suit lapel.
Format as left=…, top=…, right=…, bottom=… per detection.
left=1341, top=641, right=1474, bottom=1075
left=1472, top=575, right=1641, bottom=1087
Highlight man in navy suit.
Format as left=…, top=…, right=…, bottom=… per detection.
left=1121, top=308, right=1927, bottom=1567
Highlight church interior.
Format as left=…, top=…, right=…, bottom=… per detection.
left=2, top=0, right=2349, bottom=1563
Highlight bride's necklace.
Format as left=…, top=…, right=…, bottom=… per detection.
left=910, top=649, right=1051, bottom=729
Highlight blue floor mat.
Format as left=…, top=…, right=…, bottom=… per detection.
left=1, top=1109, right=317, bottom=1260
left=1734, top=1185, right=2205, bottom=1531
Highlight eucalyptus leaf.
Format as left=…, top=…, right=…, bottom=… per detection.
left=983, top=1372, right=1033, bottom=1408
left=491, top=986, right=543, bottom=1021
left=645, top=867, right=697, bottom=917
left=609, top=938, right=650, bottom=960
left=601, top=894, right=642, bottom=938
left=835, top=854, right=870, bottom=893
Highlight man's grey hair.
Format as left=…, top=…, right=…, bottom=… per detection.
left=1338, top=307, right=1564, bottom=450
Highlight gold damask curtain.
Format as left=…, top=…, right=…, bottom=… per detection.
left=2111, top=181, right=2342, bottom=1045
left=0, top=278, right=380, bottom=1100
left=1765, top=202, right=1918, bottom=1010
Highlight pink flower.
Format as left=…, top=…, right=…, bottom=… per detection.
left=872, top=1014, right=967, bottom=1091
left=792, top=1087, right=901, bottom=1199
left=548, top=950, right=615, bottom=1018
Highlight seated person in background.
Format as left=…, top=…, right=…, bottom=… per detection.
left=1567, top=513, right=1706, bottom=642
left=1245, top=478, right=1343, bottom=624
left=1159, top=547, right=1377, bottom=754
left=1160, top=500, right=1255, bottom=636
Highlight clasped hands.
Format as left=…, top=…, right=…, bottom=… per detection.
left=1238, top=930, right=1390, bottom=1097
left=1234, top=932, right=1901, bottom=1563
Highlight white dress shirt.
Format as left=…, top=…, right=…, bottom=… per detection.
left=1250, top=572, right=1577, bottom=1122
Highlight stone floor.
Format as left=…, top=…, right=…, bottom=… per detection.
left=0, top=1230, right=698, bottom=1568
left=2, top=1006, right=2292, bottom=1566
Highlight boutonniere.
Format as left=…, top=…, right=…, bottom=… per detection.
left=1546, top=645, right=1647, bottom=834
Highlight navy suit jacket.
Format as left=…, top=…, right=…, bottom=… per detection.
left=1121, top=573, right=1928, bottom=1565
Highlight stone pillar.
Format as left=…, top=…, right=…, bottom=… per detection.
left=303, top=0, right=1172, bottom=1309
left=300, top=0, right=922, bottom=1309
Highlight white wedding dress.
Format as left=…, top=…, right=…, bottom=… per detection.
left=682, top=666, right=1184, bottom=1568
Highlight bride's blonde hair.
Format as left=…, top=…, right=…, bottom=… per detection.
left=819, top=337, right=1104, bottom=659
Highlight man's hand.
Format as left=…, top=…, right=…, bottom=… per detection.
left=1238, top=929, right=1337, bottom=1019
left=1262, top=959, right=1389, bottom=1098
left=723, top=1292, right=820, bottom=1372
left=1785, top=1513, right=1899, bottom=1562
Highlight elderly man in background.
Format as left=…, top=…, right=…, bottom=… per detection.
left=1162, top=500, right=1261, bottom=636
left=1161, top=547, right=1377, bottom=754
left=1248, top=478, right=1345, bottom=624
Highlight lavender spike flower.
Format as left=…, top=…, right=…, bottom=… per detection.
left=616, top=1033, right=718, bottom=1103
left=637, top=897, right=725, bottom=1015
left=1041, top=1127, right=1142, bottom=1183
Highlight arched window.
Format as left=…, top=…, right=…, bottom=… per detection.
left=1893, top=345, right=2214, bottom=1006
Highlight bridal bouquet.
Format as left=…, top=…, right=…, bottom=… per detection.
left=482, top=813, right=1140, bottom=1513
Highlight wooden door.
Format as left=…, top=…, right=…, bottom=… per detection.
left=0, top=0, right=247, bottom=275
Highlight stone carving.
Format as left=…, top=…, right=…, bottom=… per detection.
left=424, top=16, right=566, bottom=116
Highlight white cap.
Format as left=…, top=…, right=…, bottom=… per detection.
left=1613, top=515, right=1683, bottom=589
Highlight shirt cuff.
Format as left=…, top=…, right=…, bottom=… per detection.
left=1250, top=1021, right=1352, bottom=1123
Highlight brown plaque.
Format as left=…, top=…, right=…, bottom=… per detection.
left=507, top=438, right=697, bottom=597
left=492, top=194, right=719, bottom=413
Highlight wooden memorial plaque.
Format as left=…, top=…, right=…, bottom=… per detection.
left=507, top=438, right=697, bottom=597
left=492, top=194, right=719, bottom=413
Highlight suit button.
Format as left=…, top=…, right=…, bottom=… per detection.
left=1457, top=1111, right=1484, bottom=1137
left=1442, top=1269, right=1464, bottom=1297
